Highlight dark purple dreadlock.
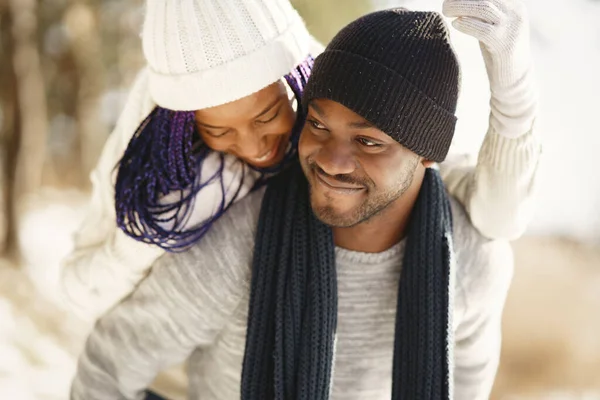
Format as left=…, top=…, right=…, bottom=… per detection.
left=114, top=56, right=314, bottom=252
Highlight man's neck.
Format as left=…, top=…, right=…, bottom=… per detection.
left=333, top=171, right=425, bottom=254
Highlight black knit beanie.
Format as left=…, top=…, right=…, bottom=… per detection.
left=303, top=8, right=460, bottom=162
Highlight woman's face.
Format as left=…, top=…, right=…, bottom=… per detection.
left=194, top=81, right=296, bottom=169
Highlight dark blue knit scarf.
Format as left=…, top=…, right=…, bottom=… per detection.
left=242, top=161, right=454, bottom=399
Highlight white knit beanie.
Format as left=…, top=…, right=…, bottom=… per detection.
left=142, top=0, right=311, bottom=111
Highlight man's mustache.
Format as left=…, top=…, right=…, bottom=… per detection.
left=308, top=160, right=369, bottom=188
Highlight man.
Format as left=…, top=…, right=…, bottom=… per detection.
left=71, top=8, right=512, bottom=400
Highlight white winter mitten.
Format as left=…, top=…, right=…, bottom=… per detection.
left=443, top=0, right=537, bottom=138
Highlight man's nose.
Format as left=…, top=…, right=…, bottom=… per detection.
left=312, top=139, right=357, bottom=177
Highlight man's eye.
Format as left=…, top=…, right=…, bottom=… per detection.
left=356, top=137, right=382, bottom=147
left=308, top=119, right=326, bottom=130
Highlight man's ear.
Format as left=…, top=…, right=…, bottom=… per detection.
left=422, top=159, right=435, bottom=168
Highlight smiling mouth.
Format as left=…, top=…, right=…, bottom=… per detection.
left=249, top=136, right=284, bottom=165
left=314, top=171, right=365, bottom=195
left=253, top=149, right=274, bottom=163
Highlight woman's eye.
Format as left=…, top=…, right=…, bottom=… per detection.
left=356, top=137, right=382, bottom=147
left=256, top=111, right=279, bottom=124
left=204, top=129, right=231, bottom=138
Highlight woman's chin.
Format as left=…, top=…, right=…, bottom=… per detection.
left=245, top=135, right=290, bottom=169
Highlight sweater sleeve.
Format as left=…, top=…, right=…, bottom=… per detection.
left=70, top=189, right=262, bottom=400
left=440, top=122, right=542, bottom=240
left=440, top=0, right=540, bottom=241
left=451, top=200, right=514, bottom=399
left=60, top=68, right=163, bottom=321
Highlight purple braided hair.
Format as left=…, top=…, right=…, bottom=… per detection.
left=115, top=55, right=314, bottom=252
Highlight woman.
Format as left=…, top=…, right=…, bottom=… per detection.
left=61, top=0, right=540, bottom=321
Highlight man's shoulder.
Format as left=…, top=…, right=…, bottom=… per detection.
left=156, top=187, right=265, bottom=274
left=189, top=186, right=264, bottom=255
left=448, top=196, right=514, bottom=342
left=218, top=186, right=265, bottom=234
left=449, top=195, right=511, bottom=256
left=449, top=196, right=513, bottom=292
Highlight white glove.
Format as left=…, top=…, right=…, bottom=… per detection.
left=443, top=0, right=538, bottom=138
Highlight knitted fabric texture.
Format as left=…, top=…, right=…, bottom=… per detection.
left=242, top=163, right=453, bottom=400
left=142, top=0, right=311, bottom=111
left=303, top=9, right=460, bottom=162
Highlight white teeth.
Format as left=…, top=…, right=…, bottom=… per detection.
left=254, top=149, right=273, bottom=162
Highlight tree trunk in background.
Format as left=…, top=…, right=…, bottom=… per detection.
left=64, top=1, right=107, bottom=188
left=0, top=1, right=20, bottom=256
left=4, top=0, right=49, bottom=258
left=9, top=0, right=48, bottom=195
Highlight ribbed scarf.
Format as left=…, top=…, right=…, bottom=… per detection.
left=242, top=162, right=454, bottom=399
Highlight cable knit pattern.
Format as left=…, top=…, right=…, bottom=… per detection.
left=71, top=187, right=513, bottom=400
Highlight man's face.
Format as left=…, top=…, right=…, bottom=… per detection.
left=299, top=99, right=423, bottom=228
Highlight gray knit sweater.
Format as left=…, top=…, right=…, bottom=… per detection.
left=71, top=188, right=513, bottom=400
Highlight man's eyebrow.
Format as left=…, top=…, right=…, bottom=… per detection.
left=310, top=101, right=373, bottom=129
left=348, top=120, right=373, bottom=129
left=309, top=100, right=326, bottom=118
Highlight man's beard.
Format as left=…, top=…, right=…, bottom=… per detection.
left=310, top=157, right=419, bottom=228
